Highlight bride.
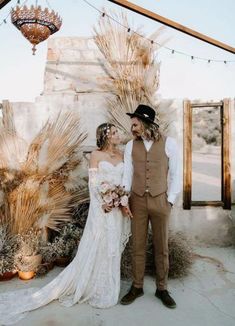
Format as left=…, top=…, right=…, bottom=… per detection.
left=0, top=123, right=132, bottom=325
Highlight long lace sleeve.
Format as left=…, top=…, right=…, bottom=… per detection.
left=86, top=168, right=105, bottom=234
left=88, top=168, right=102, bottom=201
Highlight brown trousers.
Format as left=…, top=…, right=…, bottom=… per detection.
left=129, top=191, right=171, bottom=290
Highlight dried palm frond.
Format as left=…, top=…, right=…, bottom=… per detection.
left=0, top=106, right=87, bottom=236
left=5, top=178, right=89, bottom=235
left=94, top=10, right=167, bottom=139
left=6, top=177, right=43, bottom=234
left=0, top=130, right=28, bottom=170
left=23, top=111, right=87, bottom=177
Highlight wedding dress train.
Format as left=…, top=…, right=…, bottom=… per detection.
left=0, top=161, right=131, bottom=325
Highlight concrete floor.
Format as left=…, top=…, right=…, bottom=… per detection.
left=1, top=246, right=235, bottom=326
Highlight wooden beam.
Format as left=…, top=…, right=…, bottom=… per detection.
left=0, top=0, right=11, bottom=10
left=107, top=0, right=235, bottom=54
left=190, top=102, right=223, bottom=108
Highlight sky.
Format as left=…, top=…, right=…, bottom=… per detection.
left=0, top=0, right=235, bottom=102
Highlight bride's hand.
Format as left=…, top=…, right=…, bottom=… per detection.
left=102, top=203, right=112, bottom=213
left=121, top=205, right=133, bottom=219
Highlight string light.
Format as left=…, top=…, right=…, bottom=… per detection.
left=1, top=0, right=234, bottom=65
left=82, top=0, right=235, bottom=65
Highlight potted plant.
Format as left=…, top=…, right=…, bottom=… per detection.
left=52, top=223, right=81, bottom=267
left=16, top=229, right=42, bottom=280
left=0, top=225, right=18, bottom=281
left=39, top=241, right=57, bottom=272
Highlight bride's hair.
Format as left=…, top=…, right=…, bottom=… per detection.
left=96, top=123, right=115, bottom=150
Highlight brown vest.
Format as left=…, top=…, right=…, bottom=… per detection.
left=132, top=136, right=168, bottom=197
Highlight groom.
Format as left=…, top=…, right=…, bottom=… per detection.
left=121, top=104, right=180, bottom=308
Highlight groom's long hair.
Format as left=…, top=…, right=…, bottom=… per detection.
left=133, top=119, right=160, bottom=141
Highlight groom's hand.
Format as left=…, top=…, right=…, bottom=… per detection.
left=121, top=205, right=133, bottom=219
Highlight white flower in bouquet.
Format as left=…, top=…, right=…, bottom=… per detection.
left=120, top=194, right=129, bottom=207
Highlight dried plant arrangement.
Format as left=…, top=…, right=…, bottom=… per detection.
left=0, top=105, right=89, bottom=237
left=121, top=231, right=194, bottom=280
left=0, top=225, right=18, bottom=276
left=94, top=10, right=174, bottom=140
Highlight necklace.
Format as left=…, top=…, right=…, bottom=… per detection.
left=105, top=150, right=116, bottom=158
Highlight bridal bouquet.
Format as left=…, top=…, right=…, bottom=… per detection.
left=99, top=181, right=129, bottom=210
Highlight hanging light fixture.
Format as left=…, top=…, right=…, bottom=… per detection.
left=11, top=1, right=62, bottom=55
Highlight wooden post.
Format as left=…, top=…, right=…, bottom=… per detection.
left=222, top=98, right=231, bottom=209
left=183, top=100, right=192, bottom=209
left=2, top=99, right=16, bottom=134
left=0, top=0, right=12, bottom=10
left=107, top=0, right=235, bottom=54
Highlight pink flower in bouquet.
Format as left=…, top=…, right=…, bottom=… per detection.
left=103, top=194, right=113, bottom=205
left=120, top=194, right=129, bottom=207
left=100, top=181, right=111, bottom=194
left=111, top=191, right=119, bottom=199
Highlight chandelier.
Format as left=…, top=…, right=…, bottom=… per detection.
left=11, top=1, right=62, bottom=55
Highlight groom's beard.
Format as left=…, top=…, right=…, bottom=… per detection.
left=132, top=132, right=142, bottom=140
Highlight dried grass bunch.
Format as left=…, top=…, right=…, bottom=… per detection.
left=94, top=10, right=170, bottom=139
left=121, top=231, right=194, bottom=280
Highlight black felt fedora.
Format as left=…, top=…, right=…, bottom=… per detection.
left=126, top=104, right=159, bottom=126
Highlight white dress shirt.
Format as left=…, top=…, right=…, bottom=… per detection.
left=122, top=137, right=180, bottom=205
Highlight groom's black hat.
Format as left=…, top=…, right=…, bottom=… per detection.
left=126, top=104, right=159, bottom=127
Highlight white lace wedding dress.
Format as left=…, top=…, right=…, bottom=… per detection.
left=0, top=161, right=131, bottom=325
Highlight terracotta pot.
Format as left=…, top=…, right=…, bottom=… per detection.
left=23, top=254, right=42, bottom=268
left=55, top=257, right=70, bottom=267
left=18, top=254, right=42, bottom=280
left=18, top=270, right=35, bottom=280
left=0, top=271, right=17, bottom=281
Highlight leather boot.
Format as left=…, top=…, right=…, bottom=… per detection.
left=120, top=285, right=144, bottom=305
left=155, top=289, right=176, bottom=308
